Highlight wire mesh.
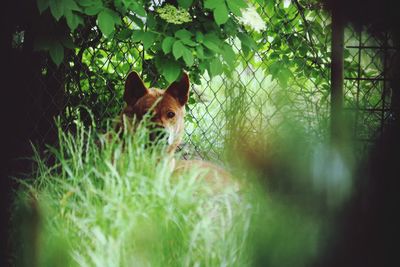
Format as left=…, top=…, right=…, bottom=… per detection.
left=27, top=1, right=396, bottom=160
left=343, top=26, right=398, bottom=150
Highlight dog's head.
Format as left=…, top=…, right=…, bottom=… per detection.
left=120, top=71, right=190, bottom=153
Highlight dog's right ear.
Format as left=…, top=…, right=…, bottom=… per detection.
left=165, top=72, right=190, bottom=106
left=124, top=71, right=148, bottom=105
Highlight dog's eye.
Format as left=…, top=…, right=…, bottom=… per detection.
left=167, top=111, right=175, bottom=118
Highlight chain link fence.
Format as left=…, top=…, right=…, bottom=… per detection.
left=28, top=1, right=396, bottom=160
left=344, top=26, right=398, bottom=147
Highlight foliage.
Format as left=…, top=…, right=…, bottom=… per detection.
left=34, top=1, right=335, bottom=140
left=35, top=0, right=260, bottom=83
left=34, top=0, right=336, bottom=90
left=31, top=0, right=385, bottom=156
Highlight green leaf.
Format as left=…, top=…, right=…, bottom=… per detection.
left=231, top=0, right=247, bottom=8
left=204, top=0, right=223, bottom=9
left=128, top=13, right=145, bottom=28
left=221, top=43, right=236, bottom=66
left=64, top=0, right=80, bottom=11
left=175, top=29, right=195, bottom=46
left=116, top=29, right=133, bottom=40
left=223, top=19, right=238, bottom=35
left=203, top=33, right=221, bottom=52
left=146, top=13, right=157, bottom=29
left=213, top=3, right=229, bottom=25
left=129, top=1, right=146, bottom=17
left=49, top=42, right=64, bottom=66
left=195, top=32, right=204, bottom=43
left=37, top=0, right=49, bottom=13
left=141, top=32, right=157, bottom=49
left=182, top=48, right=194, bottom=66
left=49, top=0, right=64, bottom=21
left=65, top=10, right=83, bottom=31
left=265, top=0, right=275, bottom=14
left=175, top=29, right=192, bottom=41
left=203, top=47, right=216, bottom=57
left=83, top=5, right=103, bottom=15
left=132, top=30, right=156, bottom=49
left=269, top=61, right=282, bottom=76
left=177, top=0, right=193, bottom=8
left=196, top=46, right=205, bottom=59
left=277, top=68, right=291, bottom=87
left=209, top=58, right=223, bottom=77
left=241, top=43, right=250, bottom=57
left=115, top=0, right=127, bottom=13
left=162, top=61, right=181, bottom=83
left=172, top=40, right=185, bottom=60
left=97, top=9, right=119, bottom=37
left=78, top=0, right=101, bottom=7
left=181, top=39, right=197, bottom=47
left=131, top=30, right=142, bottom=42
left=198, top=61, right=208, bottom=74
left=227, top=0, right=247, bottom=16
left=238, top=32, right=257, bottom=49
left=269, top=61, right=291, bottom=87
left=162, top=37, right=175, bottom=54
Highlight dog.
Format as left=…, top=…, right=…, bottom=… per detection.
left=118, top=71, right=189, bottom=154
left=118, top=71, right=237, bottom=191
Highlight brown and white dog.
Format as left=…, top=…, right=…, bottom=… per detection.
left=119, top=71, right=189, bottom=154
left=118, top=71, right=237, bottom=191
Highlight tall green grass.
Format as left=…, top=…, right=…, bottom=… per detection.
left=13, top=88, right=357, bottom=267
left=13, top=117, right=254, bottom=267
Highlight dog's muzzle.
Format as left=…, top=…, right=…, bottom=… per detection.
left=149, top=125, right=168, bottom=143
left=148, top=124, right=176, bottom=147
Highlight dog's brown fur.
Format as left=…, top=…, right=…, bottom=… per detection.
left=119, top=71, right=189, bottom=154
left=119, top=71, right=237, bottom=191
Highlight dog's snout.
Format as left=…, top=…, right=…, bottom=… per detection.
left=149, top=125, right=167, bottom=142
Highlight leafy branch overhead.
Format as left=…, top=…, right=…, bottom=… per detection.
left=35, top=0, right=331, bottom=90
left=35, top=0, right=263, bottom=82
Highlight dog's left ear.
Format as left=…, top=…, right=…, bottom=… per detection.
left=165, top=72, right=190, bottom=106
left=124, top=71, right=148, bottom=105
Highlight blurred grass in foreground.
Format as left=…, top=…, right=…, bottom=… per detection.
left=12, top=99, right=357, bottom=267
left=13, top=116, right=251, bottom=267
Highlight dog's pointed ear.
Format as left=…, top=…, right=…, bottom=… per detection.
left=165, top=72, right=190, bottom=106
left=124, top=71, right=148, bottom=105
